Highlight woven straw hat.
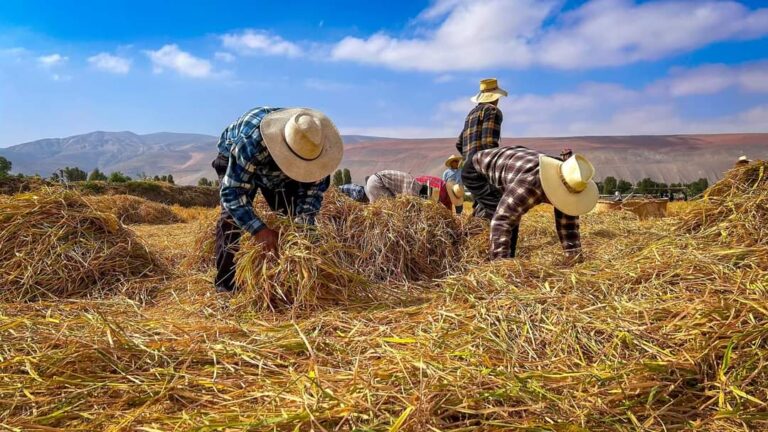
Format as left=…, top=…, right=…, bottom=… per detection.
left=539, top=154, right=599, bottom=216
left=260, top=108, right=343, bottom=183
left=445, top=154, right=462, bottom=167
left=446, top=181, right=465, bottom=206
left=470, top=78, right=508, bottom=103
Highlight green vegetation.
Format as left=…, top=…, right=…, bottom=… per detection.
left=88, top=168, right=108, bottom=182
left=0, top=156, right=11, bottom=178
left=600, top=176, right=709, bottom=197
left=197, top=177, right=214, bottom=187
left=108, top=171, right=132, bottom=183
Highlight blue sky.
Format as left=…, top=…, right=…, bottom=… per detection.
left=1, top=0, right=767, bottom=146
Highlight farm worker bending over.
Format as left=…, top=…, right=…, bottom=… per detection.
left=442, top=155, right=464, bottom=214
left=462, top=146, right=599, bottom=261
left=365, top=170, right=463, bottom=210
left=212, top=107, right=343, bottom=293
left=414, top=175, right=464, bottom=211
left=338, top=183, right=369, bottom=203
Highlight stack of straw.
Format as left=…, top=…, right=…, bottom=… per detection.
left=87, top=194, right=182, bottom=225
left=678, top=161, right=767, bottom=246
left=0, top=189, right=162, bottom=300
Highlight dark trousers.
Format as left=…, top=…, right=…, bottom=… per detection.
left=462, top=155, right=520, bottom=257
left=455, top=205, right=463, bottom=215
left=212, top=155, right=299, bottom=291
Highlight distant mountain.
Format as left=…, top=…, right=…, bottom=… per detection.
left=1, top=131, right=766, bottom=185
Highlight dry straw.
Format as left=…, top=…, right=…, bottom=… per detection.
left=0, top=189, right=163, bottom=300
left=87, top=194, right=182, bottom=224
left=4, top=169, right=764, bottom=430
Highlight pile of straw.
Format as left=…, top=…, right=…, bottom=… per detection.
left=0, top=190, right=162, bottom=300
left=679, top=161, right=767, bottom=246
left=233, top=194, right=458, bottom=310
left=87, top=194, right=182, bottom=224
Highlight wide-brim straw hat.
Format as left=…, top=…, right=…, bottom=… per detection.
left=470, top=78, right=508, bottom=104
left=539, top=154, right=599, bottom=216
left=261, top=108, right=343, bottom=183
left=737, top=155, right=751, bottom=163
left=446, top=181, right=465, bottom=206
left=445, top=154, right=462, bottom=167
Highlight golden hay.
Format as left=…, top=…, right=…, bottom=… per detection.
left=233, top=195, right=459, bottom=310
left=0, top=189, right=163, bottom=300
left=0, top=185, right=767, bottom=430
left=87, top=194, right=182, bottom=224
left=678, top=161, right=767, bottom=246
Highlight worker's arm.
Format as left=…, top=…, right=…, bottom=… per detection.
left=490, top=181, right=542, bottom=259
left=293, top=175, right=331, bottom=225
left=554, top=208, right=581, bottom=255
left=455, top=131, right=464, bottom=156
left=480, top=105, right=503, bottom=150
left=220, top=134, right=267, bottom=235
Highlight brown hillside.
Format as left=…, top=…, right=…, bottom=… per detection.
left=342, top=133, right=768, bottom=184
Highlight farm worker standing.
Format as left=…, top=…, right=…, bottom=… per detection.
left=414, top=175, right=465, bottom=210
left=338, top=183, right=369, bottom=203
left=365, top=170, right=463, bottom=210
left=456, top=78, right=507, bottom=212
left=442, top=154, right=464, bottom=214
left=462, top=146, right=599, bottom=261
left=212, top=107, right=343, bottom=293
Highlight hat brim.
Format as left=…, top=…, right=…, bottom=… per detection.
left=539, top=155, right=598, bottom=216
left=444, top=155, right=462, bottom=167
left=261, top=108, right=344, bottom=183
left=446, top=182, right=464, bottom=206
left=470, top=87, right=508, bottom=104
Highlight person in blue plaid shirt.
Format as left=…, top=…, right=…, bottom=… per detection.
left=338, top=183, right=369, bottom=203
left=212, top=107, right=343, bottom=293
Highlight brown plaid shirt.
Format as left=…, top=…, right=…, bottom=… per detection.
left=373, top=170, right=422, bottom=196
left=456, top=103, right=503, bottom=157
left=472, top=146, right=581, bottom=259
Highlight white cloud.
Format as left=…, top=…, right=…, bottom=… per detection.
left=332, top=0, right=553, bottom=71
left=145, top=44, right=213, bottom=78
left=650, top=62, right=768, bottom=96
left=37, top=53, right=67, bottom=67
left=221, top=30, right=302, bottom=57
left=538, top=0, right=768, bottom=69
left=214, top=51, right=236, bottom=63
left=330, top=0, right=768, bottom=72
left=87, top=52, right=131, bottom=74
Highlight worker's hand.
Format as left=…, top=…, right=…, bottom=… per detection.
left=254, top=227, right=280, bottom=258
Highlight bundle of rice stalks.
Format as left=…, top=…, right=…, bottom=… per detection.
left=233, top=221, right=376, bottom=311
left=0, top=189, right=162, bottom=300
left=678, top=161, right=767, bottom=245
left=87, top=194, right=182, bottom=225
left=339, top=195, right=462, bottom=282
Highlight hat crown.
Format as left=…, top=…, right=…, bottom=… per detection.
left=284, top=112, right=323, bottom=161
left=479, top=78, right=499, bottom=92
left=560, top=155, right=595, bottom=193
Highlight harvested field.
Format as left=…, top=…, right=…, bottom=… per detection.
left=0, top=164, right=766, bottom=431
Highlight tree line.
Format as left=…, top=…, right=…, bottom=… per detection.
left=597, top=176, right=710, bottom=197
left=0, top=156, right=711, bottom=196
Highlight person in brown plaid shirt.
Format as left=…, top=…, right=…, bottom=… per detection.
left=456, top=78, right=507, bottom=158
left=463, top=146, right=599, bottom=260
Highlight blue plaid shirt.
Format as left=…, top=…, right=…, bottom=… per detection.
left=218, top=107, right=329, bottom=234
left=338, top=184, right=367, bottom=202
